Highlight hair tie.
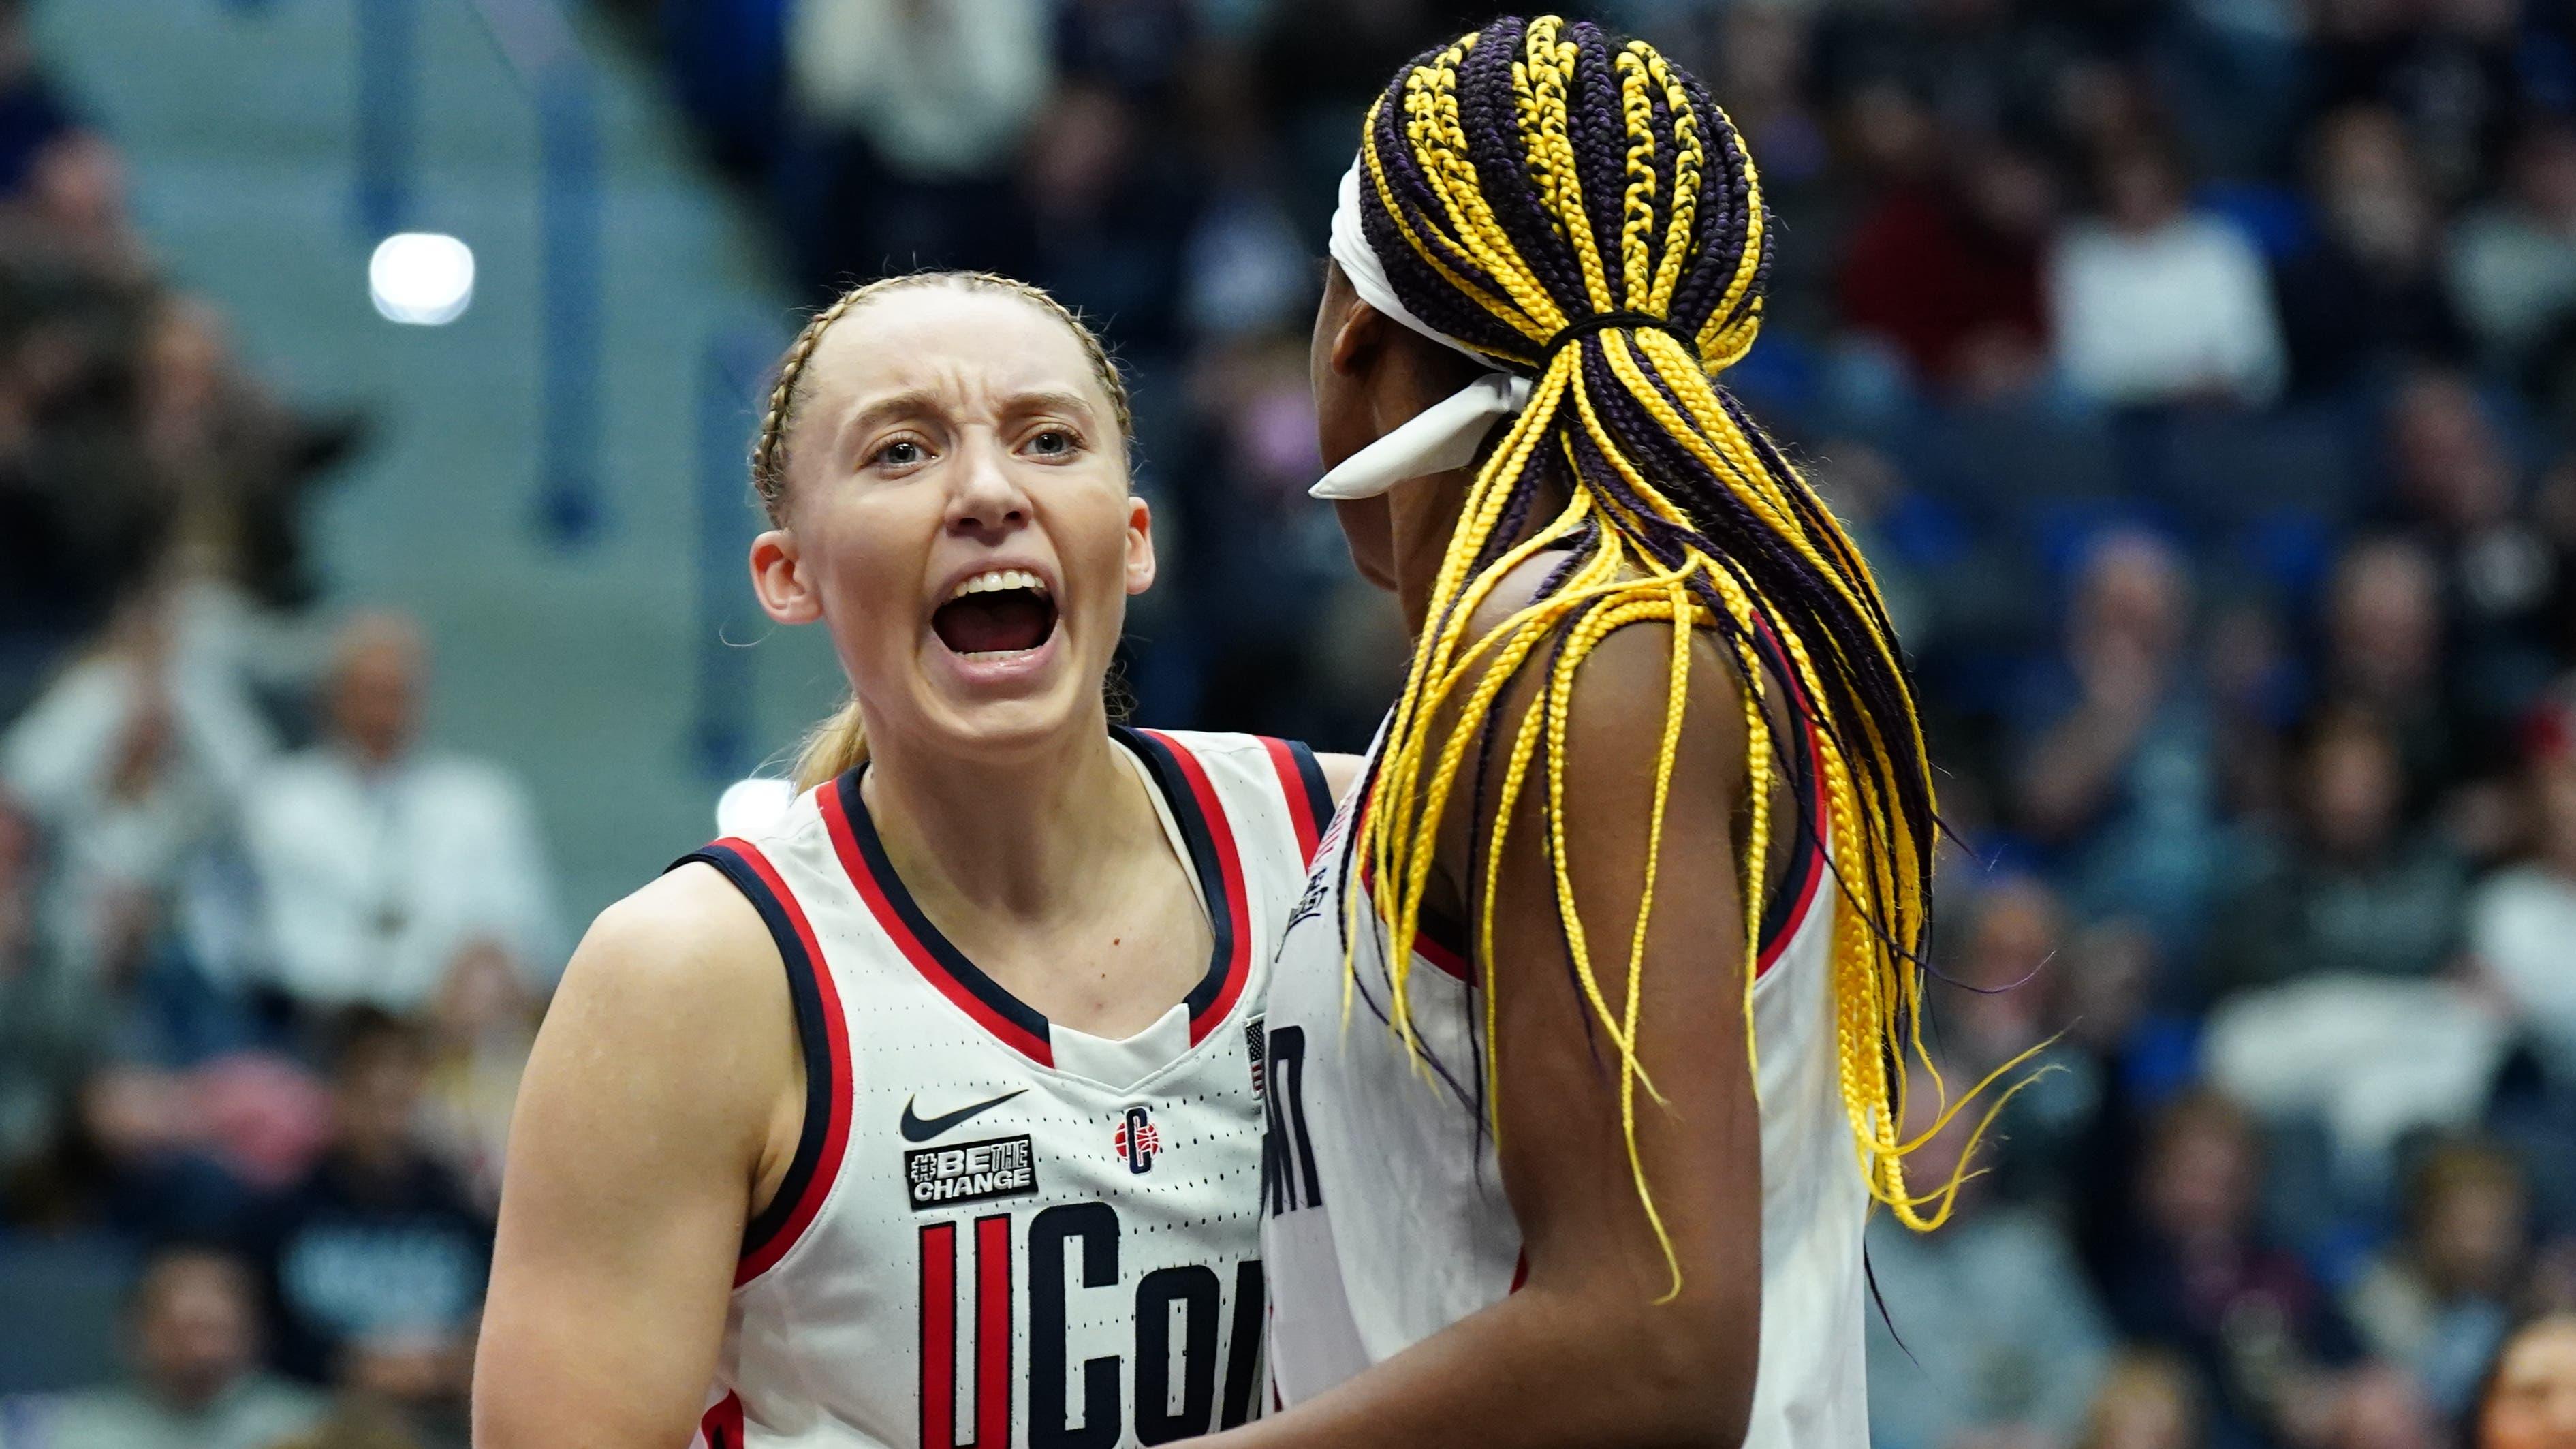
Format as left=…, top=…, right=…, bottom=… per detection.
left=1540, top=310, right=1680, bottom=363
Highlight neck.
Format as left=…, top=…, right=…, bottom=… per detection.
left=861, top=712, right=1154, bottom=925
left=1385, top=464, right=1477, bottom=637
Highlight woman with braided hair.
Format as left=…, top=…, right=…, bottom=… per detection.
left=1237, top=17, right=1986, bottom=1448
left=477, top=271, right=1357, bottom=1446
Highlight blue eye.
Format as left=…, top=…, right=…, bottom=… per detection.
left=1027, top=429, right=1078, bottom=458
left=873, top=439, right=926, bottom=468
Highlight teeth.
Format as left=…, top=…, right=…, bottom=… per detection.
left=957, top=649, right=1036, bottom=661
left=947, top=568, right=1049, bottom=603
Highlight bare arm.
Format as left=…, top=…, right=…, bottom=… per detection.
left=1221, top=619, right=1763, bottom=1449
left=473, top=864, right=801, bottom=1448
left=1316, top=751, right=1368, bottom=807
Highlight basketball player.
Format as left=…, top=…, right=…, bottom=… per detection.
left=1231, top=18, right=1975, bottom=1448
left=474, top=272, right=1356, bottom=1447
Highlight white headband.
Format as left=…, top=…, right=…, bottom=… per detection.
left=1311, top=161, right=1531, bottom=501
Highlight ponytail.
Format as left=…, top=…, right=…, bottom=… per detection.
left=793, top=699, right=868, bottom=792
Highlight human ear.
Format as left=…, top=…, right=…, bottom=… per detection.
left=1123, top=496, right=1157, bottom=597
left=749, top=529, right=822, bottom=625
left=1328, top=294, right=1386, bottom=381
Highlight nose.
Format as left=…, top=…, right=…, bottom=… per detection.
left=943, top=433, right=1031, bottom=541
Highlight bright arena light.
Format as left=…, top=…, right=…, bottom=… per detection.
left=368, top=232, right=475, bottom=326
left=715, top=777, right=796, bottom=839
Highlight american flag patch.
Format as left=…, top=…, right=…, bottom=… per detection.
left=1245, top=1014, right=1267, bottom=1099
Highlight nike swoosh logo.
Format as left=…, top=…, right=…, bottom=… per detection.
left=900, top=1089, right=1027, bottom=1143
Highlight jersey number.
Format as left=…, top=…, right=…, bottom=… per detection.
left=918, top=1204, right=1265, bottom=1447
left=1261, top=1025, right=1323, bottom=1217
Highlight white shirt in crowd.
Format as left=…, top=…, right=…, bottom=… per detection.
left=241, top=747, right=563, bottom=1011
left=789, top=0, right=1050, bottom=178
left=0, top=646, right=274, bottom=982
left=2469, top=864, right=2576, bottom=1077
left=2050, top=213, right=2287, bottom=408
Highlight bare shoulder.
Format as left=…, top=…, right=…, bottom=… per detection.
left=527, top=863, right=797, bottom=1138
left=552, top=864, right=787, bottom=1036
left=1454, top=548, right=1750, bottom=771
left=1315, top=752, right=1368, bottom=805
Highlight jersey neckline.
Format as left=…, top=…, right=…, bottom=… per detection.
left=812, top=726, right=1253, bottom=1069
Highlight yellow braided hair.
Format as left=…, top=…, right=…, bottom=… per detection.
left=1342, top=17, right=2024, bottom=1292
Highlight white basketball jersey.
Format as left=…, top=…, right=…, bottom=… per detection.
left=1261, top=669, right=1872, bottom=1446
left=676, top=728, right=1338, bottom=1449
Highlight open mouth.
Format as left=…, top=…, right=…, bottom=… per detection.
left=930, top=568, right=1058, bottom=660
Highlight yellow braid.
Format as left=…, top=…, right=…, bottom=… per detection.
left=1345, top=20, right=2026, bottom=1294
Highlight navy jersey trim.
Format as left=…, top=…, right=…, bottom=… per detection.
left=670, top=840, right=851, bottom=1280
left=1118, top=727, right=1253, bottom=1040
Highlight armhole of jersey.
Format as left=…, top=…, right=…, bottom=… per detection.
left=1751, top=642, right=1829, bottom=982
left=696, top=1390, right=746, bottom=1448
left=1351, top=828, right=1476, bottom=987
left=672, top=839, right=852, bottom=1286
left=1256, top=736, right=1336, bottom=864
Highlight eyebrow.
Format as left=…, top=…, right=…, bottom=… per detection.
left=995, top=389, right=1100, bottom=426
left=828, top=387, right=1100, bottom=459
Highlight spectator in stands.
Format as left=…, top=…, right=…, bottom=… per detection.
left=2312, top=0, right=2522, bottom=206
left=2076, top=1350, right=2206, bottom=1449
left=33, top=1243, right=322, bottom=1449
left=418, top=941, right=534, bottom=1211
left=2468, top=691, right=2576, bottom=1078
left=2016, top=529, right=2225, bottom=950
left=0, top=0, right=73, bottom=199
left=1, top=1063, right=260, bottom=1241
left=2322, top=1360, right=2449, bottom=1449
left=785, top=0, right=1050, bottom=286
left=2100, top=1089, right=2359, bottom=1448
left=0, top=589, right=272, bottom=1006
left=1838, top=139, right=2056, bottom=397
left=0, top=128, right=148, bottom=283
left=1930, top=875, right=2142, bottom=1206
left=1864, top=1062, right=2116, bottom=1449
left=2449, top=119, right=2576, bottom=380
left=249, top=1010, right=486, bottom=1424
left=242, top=614, right=561, bottom=1014
left=0, top=788, right=93, bottom=1177
left=2345, top=1141, right=2531, bottom=1416
left=1932, top=873, right=2063, bottom=1074
left=2207, top=707, right=2468, bottom=996
left=2321, top=537, right=2464, bottom=813
left=2471, top=1313, right=2576, bottom=1449
left=2385, top=373, right=2561, bottom=734
left=1022, top=82, right=1197, bottom=355
left=2049, top=132, right=2285, bottom=409
left=2274, top=105, right=2471, bottom=397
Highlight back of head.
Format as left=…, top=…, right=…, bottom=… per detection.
left=1342, top=16, right=1951, bottom=1236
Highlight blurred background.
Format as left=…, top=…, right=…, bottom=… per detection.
left=0, top=0, right=2571, bottom=1446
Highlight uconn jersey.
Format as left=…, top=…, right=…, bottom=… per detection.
left=1261, top=680, right=1871, bottom=1446
left=676, top=728, right=1337, bottom=1448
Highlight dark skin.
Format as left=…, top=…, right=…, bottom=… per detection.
left=1204, top=267, right=1771, bottom=1448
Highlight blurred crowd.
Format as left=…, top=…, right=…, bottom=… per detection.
left=0, top=0, right=563, bottom=1444
left=633, top=1, right=2576, bottom=1448
left=3, top=0, right=2575, bottom=1447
